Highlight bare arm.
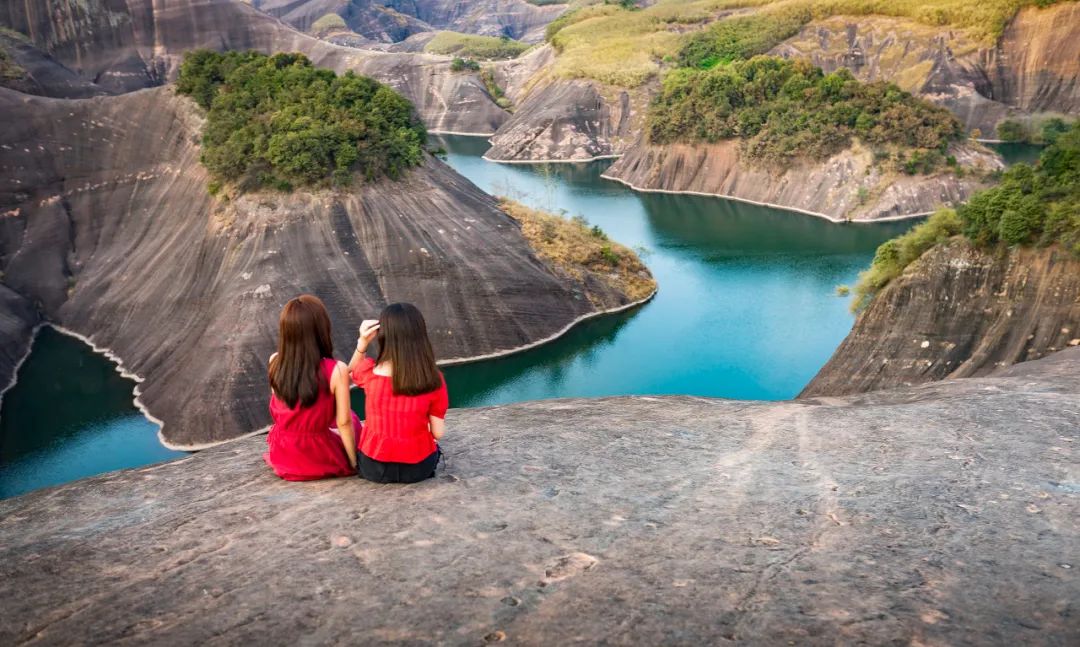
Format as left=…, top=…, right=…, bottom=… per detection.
left=331, top=362, right=357, bottom=469
left=429, top=415, right=445, bottom=441
left=348, top=319, right=380, bottom=374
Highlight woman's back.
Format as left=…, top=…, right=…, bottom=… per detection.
left=269, top=358, right=337, bottom=435
left=351, top=357, right=447, bottom=463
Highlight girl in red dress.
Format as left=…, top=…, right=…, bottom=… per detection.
left=264, top=295, right=360, bottom=481
left=348, top=303, right=448, bottom=484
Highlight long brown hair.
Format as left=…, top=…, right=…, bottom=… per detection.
left=269, top=295, right=334, bottom=408
left=375, top=302, right=441, bottom=396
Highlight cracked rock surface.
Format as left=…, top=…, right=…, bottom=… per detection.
left=1, top=349, right=1077, bottom=645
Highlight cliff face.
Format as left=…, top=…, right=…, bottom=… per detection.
left=0, top=85, right=647, bottom=448
left=0, top=0, right=509, bottom=134
left=803, top=240, right=1080, bottom=397
left=772, top=3, right=1080, bottom=137
left=1, top=350, right=1077, bottom=644
left=601, top=140, right=1001, bottom=222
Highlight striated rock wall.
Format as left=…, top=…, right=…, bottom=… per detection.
left=0, top=85, right=647, bottom=447
left=802, top=240, right=1080, bottom=397
left=772, top=3, right=1080, bottom=137
left=601, top=140, right=1001, bottom=222
left=0, top=0, right=509, bottom=134
left=1, top=350, right=1077, bottom=644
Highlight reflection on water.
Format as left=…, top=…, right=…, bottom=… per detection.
left=432, top=135, right=914, bottom=404
left=0, top=327, right=181, bottom=499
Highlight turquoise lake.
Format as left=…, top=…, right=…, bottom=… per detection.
left=14, top=135, right=1029, bottom=498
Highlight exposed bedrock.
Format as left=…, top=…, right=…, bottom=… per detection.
left=0, top=0, right=509, bottom=134
left=0, top=86, right=649, bottom=448
left=1, top=351, right=1078, bottom=644
left=253, top=0, right=566, bottom=43
left=601, top=140, right=1001, bottom=222
left=484, top=78, right=638, bottom=162
left=772, top=3, right=1080, bottom=137
left=803, top=240, right=1080, bottom=398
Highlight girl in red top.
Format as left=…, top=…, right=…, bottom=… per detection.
left=348, top=302, right=448, bottom=484
left=264, top=295, right=360, bottom=481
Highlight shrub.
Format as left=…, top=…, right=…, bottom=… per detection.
left=996, top=119, right=1027, bottom=142
left=450, top=57, right=481, bottom=72
left=176, top=50, right=426, bottom=192
left=678, top=6, right=811, bottom=69
left=648, top=56, right=962, bottom=171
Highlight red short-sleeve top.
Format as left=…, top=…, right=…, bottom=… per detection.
left=350, top=357, right=448, bottom=463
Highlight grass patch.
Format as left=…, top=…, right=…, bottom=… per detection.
left=648, top=56, right=962, bottom=171
left=545, top=0, right=1062, bottom=87
left=480, top=68, right=513, bottom=110
left=853, top=119, right=1080, bottom=309
left=425, top=32, right=531, bottom=59
left=500, top=199, right=657, bottom=304
left=310, top=13, right=348, bottom=37
left=176, top=50, right=426, bottom=193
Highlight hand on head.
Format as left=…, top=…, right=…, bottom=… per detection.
left=357, top=319, right=380, bottom=351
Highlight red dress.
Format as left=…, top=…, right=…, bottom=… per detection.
left=350, top=357, right=448, bottom=464
left=264, top=358, right=361, bottom=481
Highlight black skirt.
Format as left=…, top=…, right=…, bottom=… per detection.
left=357, top=447, right=441, bottom=484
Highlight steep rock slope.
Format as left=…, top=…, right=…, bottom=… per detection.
left=772, top=3, right=1080, bottom=137
left=0, top=0, right=509, bottom=134
left=803, top=240, right=1080, bottom=397
left=485, top=45, right=647, bottom=162
left=254, top=0, right=566, bottom=43
left=601, top=140, right=1001, bottom=222
left=0, top=86, right=649, bottom=448
left=1, top=350, right=1077, bottom=644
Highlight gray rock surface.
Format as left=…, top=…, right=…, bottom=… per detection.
left=0, top=85, right=646, bottom=448
left=803, top=240, right=1080, bottom=397
left=254, top=0, right=566, bottom=43
left=0, top=0, right=509, bottom=134
left=485, top=79, right=635, bottom=162
left=1, top=348, right=1078, bottom=645
left=602, top=140, right=1001, bottom=222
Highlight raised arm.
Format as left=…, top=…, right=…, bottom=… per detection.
left=348, top=319, right=381, bottom=376
left=331, top=361, right=357, bottom=470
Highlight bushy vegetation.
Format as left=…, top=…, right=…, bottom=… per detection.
left=851, top=208, right=962, bottom=310
left=176, top=50, right=426, bottom=192
left=678, top=5, right=810, bottom=68
left=544, top=0, right=1062, bottom=87
left=648, top=56, right=962, bottom=170
left=480, top=68, right=513, bottom=110
left=960, top=122, right=1080, bottom=248
left=853, top=120, right=1080, bottom=309
left=450, top=57, right=481, bottom=72
left=310, top=13, right=347, bottom=36
left=996, top=116, right=1074, bottom=144
left=425, top=32, right=530, bottom=59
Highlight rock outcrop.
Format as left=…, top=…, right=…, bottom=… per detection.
left=2, top=349, right=1078, bottom=644
left=601, top=140, right=1001, bottom=222
left=0, top=85, right=651, bottom=448
left=772, top=3, right=1080, bottom=137
left=803, top=240, right=1080, bottom=397
left=256, top=0, right=566, bottom=43
left=0, top=0, right=509, bottom=134
left=484, top=79, right=637, bottom=162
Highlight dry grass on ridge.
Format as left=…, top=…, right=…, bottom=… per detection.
left=499, top=199, right=657, bottom=306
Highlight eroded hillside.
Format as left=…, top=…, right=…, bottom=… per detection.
left=0, top=85, right=652, bottom=448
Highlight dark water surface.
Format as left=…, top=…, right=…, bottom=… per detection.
left=0, top=328, right=181, bottom=498
left=1, top=136, right=918, bottom=497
